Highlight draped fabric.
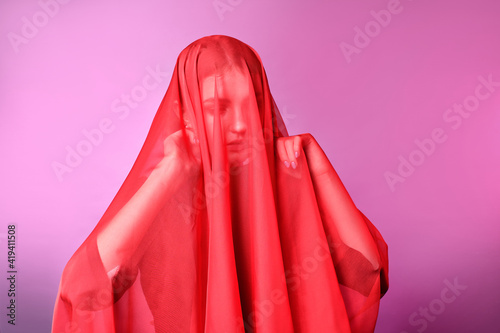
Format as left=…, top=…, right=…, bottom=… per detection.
left=51, top=35, right=388, bottom=333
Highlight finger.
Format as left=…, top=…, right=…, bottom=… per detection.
left=298, top=133, right=332, bottom=175
left=298, top=133, right=314, bottom=149
left=293, top=136, right=301, bottom=159
left=298, top=133, right=317, bottom=157
left=183, top=131, right=202, bottom=172
left=275, top=138, right=289, bottom=168
left=284, top=138, right=297, bottom=169
left=184, top=127, right=197, bottom=144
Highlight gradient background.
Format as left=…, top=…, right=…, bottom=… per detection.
left=1, top=0, right=499, bottom=332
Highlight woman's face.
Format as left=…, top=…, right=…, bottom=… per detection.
left=202, top=70, right=259, bottom=169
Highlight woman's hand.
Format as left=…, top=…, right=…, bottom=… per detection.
left=157, top=128, right=202, bottom=185
left=97, top=128, right=201, bottom=275
left=276, top=135, right=302, bottom=169
left=276, top=134, right=332, bottom=176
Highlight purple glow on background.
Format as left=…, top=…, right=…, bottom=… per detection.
left=1, top=0, right=499, bottom=332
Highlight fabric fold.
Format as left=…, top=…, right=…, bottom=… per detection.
left=52, top=35, right=388, bottom=333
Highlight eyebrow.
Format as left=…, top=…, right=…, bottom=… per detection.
left=202, top=97, right=231, bottom=104
left=203, top=94, right=262, bottom=104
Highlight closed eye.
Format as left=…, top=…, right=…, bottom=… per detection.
left=203, top=100, right=230, bottom=115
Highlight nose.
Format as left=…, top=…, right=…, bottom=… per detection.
left=229, top=107, right=247, bottom=136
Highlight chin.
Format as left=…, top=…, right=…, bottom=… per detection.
left=229, top=156, right=251, bottom=171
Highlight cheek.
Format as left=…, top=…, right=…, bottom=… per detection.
left=221, top=116, right=232, bottom=138
left=203, top=115, right=215, bottom=149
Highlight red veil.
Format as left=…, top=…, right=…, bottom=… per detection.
left=52, top=35, right=388, bottom=333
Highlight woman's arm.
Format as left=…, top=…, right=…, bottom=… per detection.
left=97, top=128, right=200, bottom=274
left=276, top=134, right=381, bottom=270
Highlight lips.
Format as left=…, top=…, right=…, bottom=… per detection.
left=227, top=140, right=244, bottom=145
left=227, top=140, right=247, bottom=150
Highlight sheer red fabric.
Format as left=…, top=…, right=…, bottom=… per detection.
left=51, top=35, right=388, bottom=333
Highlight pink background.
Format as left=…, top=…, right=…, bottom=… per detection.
left=1, top=0, right=499, bottom=332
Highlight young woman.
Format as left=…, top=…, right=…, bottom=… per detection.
left=52, top=35, right=388, bottom=333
